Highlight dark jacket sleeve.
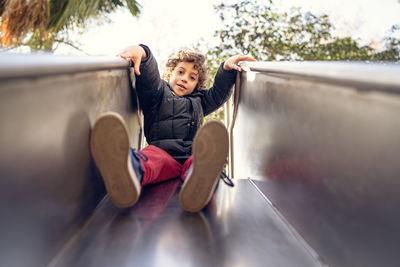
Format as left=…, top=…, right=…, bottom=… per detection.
left=135, top=44, right=164, bottom=111
left=201, top=63, right=237, bottom=116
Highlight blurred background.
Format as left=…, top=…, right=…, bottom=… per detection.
left=2, top=0, right=398, bottom=121
left=1, top=0, right=399, bottom=121
left=1, top=0, right=399, bottom=60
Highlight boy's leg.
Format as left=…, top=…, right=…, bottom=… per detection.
left=90, top=112, right=142, bottom=208
left=132, top=145, right=181, bottom=224
left=179, top=120, right=229, bottom=213
left=140, top=145, right=182, bottom=186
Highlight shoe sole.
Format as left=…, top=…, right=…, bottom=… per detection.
left=90, top=112, right=140, bottom=208
left=179, top=120, right=229, bottom=212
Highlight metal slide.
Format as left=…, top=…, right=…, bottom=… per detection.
left=232, top=61, right=400, bottom=267
left=1, top=54, right=399, bottom=267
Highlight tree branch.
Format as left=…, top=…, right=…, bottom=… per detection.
left=54, top=39, right=90, bottom=55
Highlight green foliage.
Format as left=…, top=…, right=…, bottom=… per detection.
left=373, top=25, right=400, bottom=61
left=44, top=0, right=141, bottom=51
left=1, top=0, right=141, bottom=51
left=205, top=0, right=399, bottom=63
left=47, top=0, right=131, bottom=32
left=126, top=0, right=141, bottom=16
left=200, top=0, right=400, bottom=122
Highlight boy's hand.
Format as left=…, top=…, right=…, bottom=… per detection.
left=117, top=45, right=147, bottom=75
left=223, top=54, right=256, bottom=72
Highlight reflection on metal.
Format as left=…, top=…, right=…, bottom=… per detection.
left=245, top=61, right=400, bottom=92
left=226, top=72, right=242, bottom=179
left=3, top=53, right=400, bottom=267
left=0, top=53, right=140, bottom=267
left=50, top=179, right=322, bottom=267
left=234, top=61, right=400, bottom=267
left=0, top=53, right=129, bottom=79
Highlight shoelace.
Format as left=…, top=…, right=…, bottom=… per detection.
left=221, top=171, right=234, bottom=187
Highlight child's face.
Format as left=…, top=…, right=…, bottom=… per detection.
left=168, top=62, right=199, bottom=97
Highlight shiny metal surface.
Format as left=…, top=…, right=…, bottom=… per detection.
left=4, top=55, right=398, bottom=267
left=234, top=63, right=400, bottom=267
left=0, top=53, right=128, bottom=79
left=0, top=55, right=139, bottom=267
left=51, top=179, right=322, bottom=267
left=244, top=61, right=400, bottom=92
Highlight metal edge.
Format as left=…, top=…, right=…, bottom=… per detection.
left=243, top=61, right=400, bottom=93
left=247, top=177, right=328, bottom=267
left=0, top=53, right=130, bottom=80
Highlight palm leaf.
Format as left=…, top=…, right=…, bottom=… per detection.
left=126, top=0, right=141, bottom=16
left=1, top=0, right=141, bottom=49
left=0, top=0, right=49, bottom=46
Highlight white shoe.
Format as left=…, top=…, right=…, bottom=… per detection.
left=179, top=120, right=229, bottom=212
left=90, top=112, right=141, bottom=208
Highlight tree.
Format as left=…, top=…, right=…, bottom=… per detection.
left=207, top=1, right=399, bottom=62
left=0, top=0, right=141, bottom=51
left=373, top=25, right=400, bottom=61
left=199, top=0, right=400, bottom=121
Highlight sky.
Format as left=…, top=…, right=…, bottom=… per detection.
left=55, top=0, right=400, bottom=62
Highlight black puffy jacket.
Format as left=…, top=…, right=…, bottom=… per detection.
left=135, top=45, right=237, bottom=163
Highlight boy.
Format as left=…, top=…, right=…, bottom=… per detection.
left=90, top=44, right=255, bottom=212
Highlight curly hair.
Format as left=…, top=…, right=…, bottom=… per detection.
left=162, top=49, right=208, bottom=91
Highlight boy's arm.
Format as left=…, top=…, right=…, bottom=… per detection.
left=118, top=44, right=163, bottom=110
left=201, top=63, right=237, bottom=116
left=135, top=45, right=164, bottom=109
left=202, top=54, right=256, bottom=116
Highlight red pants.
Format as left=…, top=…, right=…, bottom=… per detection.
left=138, top=145, right=192, bottom=186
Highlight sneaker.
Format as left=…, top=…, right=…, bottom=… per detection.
left=90, top=112, right=142, bottom=208
left=179, top=120, right=230, bottom=213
